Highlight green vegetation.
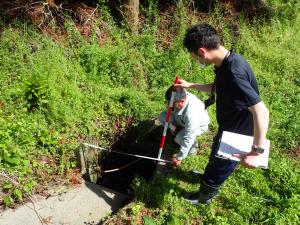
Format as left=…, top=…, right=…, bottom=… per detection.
left=0, top=0, right=299, bottom=224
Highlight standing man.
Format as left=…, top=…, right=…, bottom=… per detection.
left=176, top=23, right=269, bottom=204
left=159, top=86, right=210, bottom=167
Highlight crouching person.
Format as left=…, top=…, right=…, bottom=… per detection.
left=159, top=86, right=210, bottom=167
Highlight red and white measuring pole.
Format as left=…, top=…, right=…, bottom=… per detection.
left=157, top=76, right=180, bottom=160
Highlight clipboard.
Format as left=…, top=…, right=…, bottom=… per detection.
left=216, top=131, right=270, bottom=169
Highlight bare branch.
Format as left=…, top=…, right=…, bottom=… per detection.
left=84, top=6, right=98, bottom=26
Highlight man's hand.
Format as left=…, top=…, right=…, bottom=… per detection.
left=172, top=157, right=181, bottom=168
left=233, top=152, right=260, bottom=168
left=174, top=79, right=192, bottom=88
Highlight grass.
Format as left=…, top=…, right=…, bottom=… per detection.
left=0, top=0, right=299, bottom=224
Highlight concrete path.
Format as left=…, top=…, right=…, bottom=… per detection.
left=0, top=181, right=130, bottom=225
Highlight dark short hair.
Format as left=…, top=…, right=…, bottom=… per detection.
left=183, top=23, right=220, bottom=54
left=165, top=86, right=174, bottom=102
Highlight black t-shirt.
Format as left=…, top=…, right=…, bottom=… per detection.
left=215, top=52, right=261, bottom=136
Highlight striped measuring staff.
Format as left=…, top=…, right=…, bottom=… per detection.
left=157, top=75, right=180, bottom=159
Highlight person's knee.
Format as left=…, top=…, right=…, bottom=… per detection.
left=158, top=112, right=167, bottom=124
left=202, top=158, right=237, bottom=187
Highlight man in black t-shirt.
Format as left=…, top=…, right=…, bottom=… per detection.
left=176, top=24, right=269, bottom=204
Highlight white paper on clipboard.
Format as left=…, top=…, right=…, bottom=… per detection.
left=216, top=131, right=270, bottom=169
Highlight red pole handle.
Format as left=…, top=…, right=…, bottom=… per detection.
left=172, top=75, right=180, bottom=91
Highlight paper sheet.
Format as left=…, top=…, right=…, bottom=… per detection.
left=216, top=131, right=270, bottom=169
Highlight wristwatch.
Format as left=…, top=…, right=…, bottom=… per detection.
left=252, top=145, right=265, bottom=154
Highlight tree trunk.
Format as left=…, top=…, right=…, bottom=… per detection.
left=124, top=0, right=139, bottom=34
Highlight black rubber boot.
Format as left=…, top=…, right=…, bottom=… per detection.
left=198, top=182, right=219, bottom=203
left=184, top=181, right=220, bottom=205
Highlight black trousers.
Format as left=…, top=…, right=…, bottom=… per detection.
left=202, top=132, right=238, bottom=187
